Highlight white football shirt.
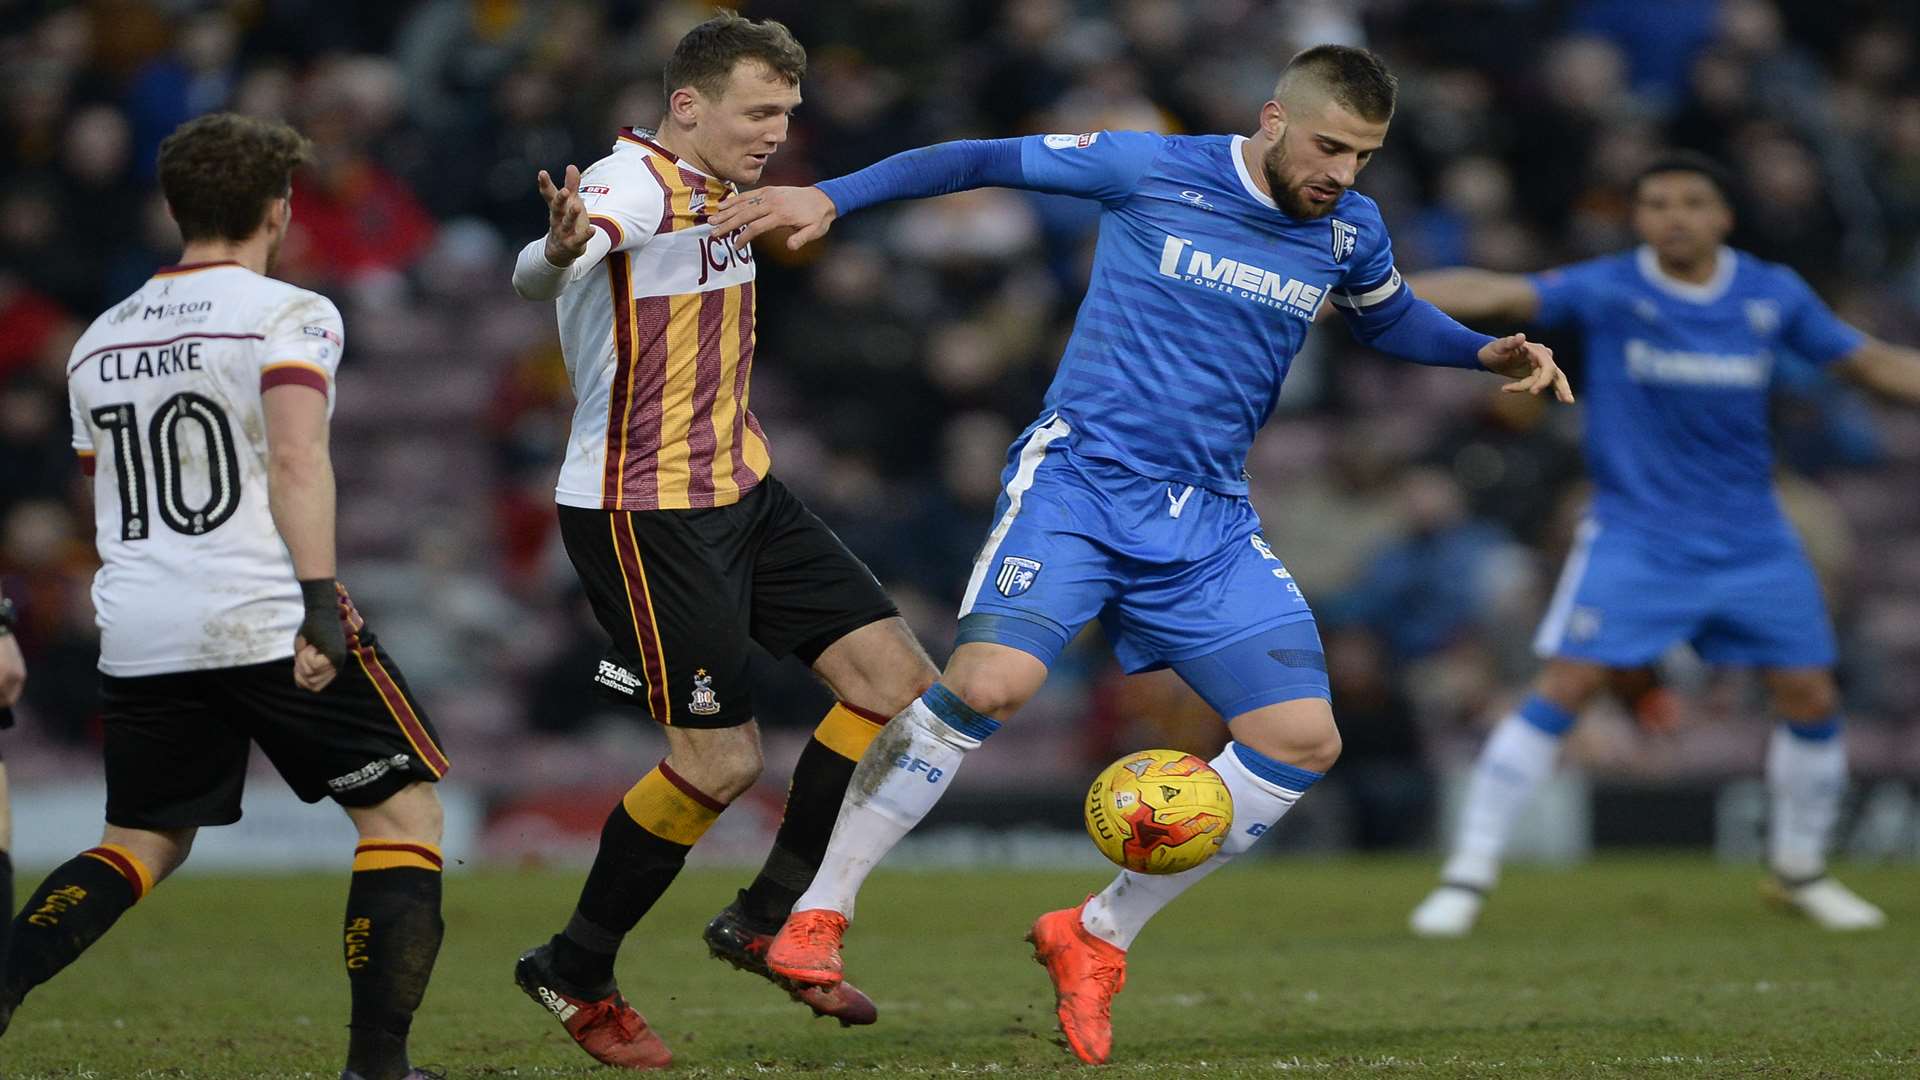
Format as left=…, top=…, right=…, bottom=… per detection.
left=67, top=260, right=343, bottom=676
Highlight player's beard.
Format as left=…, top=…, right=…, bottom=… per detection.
left=1262, top=138, right=1341, bottom=219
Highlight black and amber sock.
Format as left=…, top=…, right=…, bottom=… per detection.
left=3, top=844, right=152, bottom=1003
left=343, top=839, right=445, bottom=1080
left=738, top=702, right=888, bottom=929
left=551, top=762, right=726, bottom=993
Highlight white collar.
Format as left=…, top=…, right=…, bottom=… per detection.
left=1230, top=135, right=1278, bottom=210
left=1636, top=245, right=1735, bottom=304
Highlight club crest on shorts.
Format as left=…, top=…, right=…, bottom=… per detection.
left=996, top=556, right=1042, bottom=598
left=689, top=668, right=721, bottom=716
left=1331, top=218, right=1357, bottom=263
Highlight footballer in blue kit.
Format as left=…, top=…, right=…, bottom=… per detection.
left=713, top=45, right=1571, bottom=1063
left=1408, top=152, right=1920, bottom=938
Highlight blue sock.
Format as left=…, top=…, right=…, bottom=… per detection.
left=1518, top=694, right=1577, bottom=737
left=1229, top=741, right=1324, bottom=793
left=920, top=683, right=1001, bottom=742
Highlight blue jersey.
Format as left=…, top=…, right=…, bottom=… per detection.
left=1531, top=247, right=1864, bottom=551
left=1012, top=132, right=1414, bottom=495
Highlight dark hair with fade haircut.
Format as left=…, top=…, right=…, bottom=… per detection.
left=1276, top=44, right=1398, bottom=122
left=1633, top=150, right=1736, bottom=205
left=662, top=9, right=807, bottom=101
left=157, top=112, right=310, bottom=244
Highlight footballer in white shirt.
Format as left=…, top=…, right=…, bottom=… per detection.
left=2, top=113, right=447, bottom=1080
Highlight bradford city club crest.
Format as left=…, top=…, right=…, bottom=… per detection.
left=689, top=668, right=721, bottom=716
left=996, top=556, right=1042, bottom=598
left=1330, top=219, right=1357, bottom=263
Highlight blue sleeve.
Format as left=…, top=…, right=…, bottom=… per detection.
left=1014, top=131, right=1165, bottom=203
left=1774, top=267, right=1866, bottom=367
left=1331, top=204, right=1492, bottom=368
left=1527, top=259, right=1612, bottom=330
left=817, top=139, right=1026, bottom=215
left=1344, top=290, right=1496, bottom=369
left=817, top=131, right=1164, bottom=215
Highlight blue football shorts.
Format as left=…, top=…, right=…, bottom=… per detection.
left=1533, top=517, right=1836, bottom=669
left=955, top=414, right=1329, bottom=719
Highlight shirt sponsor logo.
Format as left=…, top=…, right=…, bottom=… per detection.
left=696, top=230, right=752, bottom=285
left=1157, top=235, right=1327, bottom=318
left=1179, top=189, right=1215, bottom=211
left=143, top=301, right=213, bottom=320
left=1624, top=339, right=1770, bottom=388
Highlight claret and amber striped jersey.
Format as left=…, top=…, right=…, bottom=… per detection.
left=67, top=261, right=343, bottom=676
left=549, top=128, right=768, bottom=511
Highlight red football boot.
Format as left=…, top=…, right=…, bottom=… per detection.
left=1027, top=902, right=1128, bottom=1065
left=514, top=944, right=672, bottom=1069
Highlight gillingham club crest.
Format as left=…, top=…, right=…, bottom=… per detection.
left=1330, top=219, right=1357, bottom=263
left=996, top=556, right=1042, bottom=598
left=689, top=669, right=721, bottom=716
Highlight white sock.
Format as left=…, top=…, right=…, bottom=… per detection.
left=1079, top=742, right=1320, bottom=950
left=791, top=688, right=996, bottom=919
left=1766, top=718, right=1846, bottom=882
left=1440, top=700, right=1570, bottom=890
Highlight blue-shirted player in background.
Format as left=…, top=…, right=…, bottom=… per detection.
left=1407, top=152, right=1920, bottom=938
left=712, top=45, right=1572, bottom=1063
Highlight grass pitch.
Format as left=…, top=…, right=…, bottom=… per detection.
left=2, top=856, right=1915, bottom=1077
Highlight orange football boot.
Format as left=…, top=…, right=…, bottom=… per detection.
left=704, top=901, right=878, bottom=1025
left=1027, top=901, right=1127, bottom=1065
left=765, top=908, right=850, bottom=988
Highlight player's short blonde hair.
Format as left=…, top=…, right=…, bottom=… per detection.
left=157, top=113, right=310, bottom=244
left=663, top=9, right=807, bottom=102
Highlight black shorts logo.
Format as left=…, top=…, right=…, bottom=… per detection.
left=329, top=754, right=412, bottom=793
left=595, top=659, right=642, bottom=696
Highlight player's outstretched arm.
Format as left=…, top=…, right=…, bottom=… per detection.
left=512, top=163, right=612, bottom=301
left=1831, top=338, right=1920, bottom=406
left=1342, top=287, right=1574, bottom=403
left=264, top=384, right=345, bottom=691
left=1404, top=269, right=1541, bottom=324
left=711, top=137, right=1041, bottom=249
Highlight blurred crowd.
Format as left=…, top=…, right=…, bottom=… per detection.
left=5, top=0, right=1920, bottom=838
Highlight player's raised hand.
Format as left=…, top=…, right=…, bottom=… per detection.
left=1478, top=332, right=1574, bottom=403
left=538, top=164, right=594, bottom=266
left=709, top=186, right=838, bottom=249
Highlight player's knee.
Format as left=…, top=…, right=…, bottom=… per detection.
left=1536, top=661, right=1608, bottom=710
left=352, top=781, right=444, bottom=846
left=938, top=672, right=1025, bottom=720
left=1769, top=675, right=1838, bottom=722
left=101, top=825, right=196, bottom=884
left=1289, top=721, right=1342, bottom=774
left=666, top=735, right=764, bottom=803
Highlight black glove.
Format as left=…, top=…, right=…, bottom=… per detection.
left=298, top=578, right=349, bottom=670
